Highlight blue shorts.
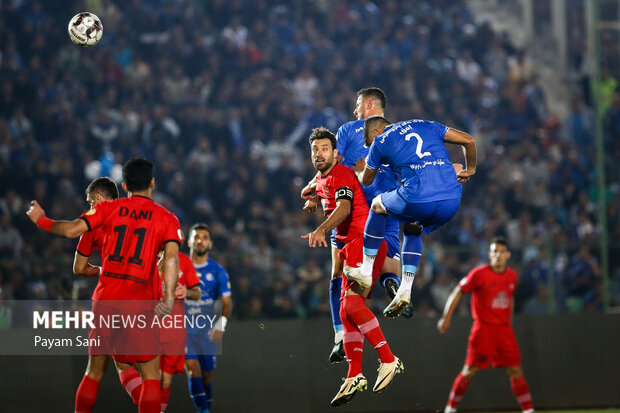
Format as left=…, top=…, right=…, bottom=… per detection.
left=186, top=333, right=217, bottom=372
left=331, top=226, right=400, bottom=260
left=380, top=191, right=461, bottom=234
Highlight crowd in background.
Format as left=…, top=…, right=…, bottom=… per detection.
left=0, top=0, right=618, bottom=324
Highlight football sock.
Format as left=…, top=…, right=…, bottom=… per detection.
left=138, top=379, right=160, bottom=413
left=329, top=277, right=344, bottom=342
left=379, top=272, right=400, bottom=289
left=160, top=386, right=170, bottom=412
left=75, top=375, right=100, bottom=413
left=119, top=366, right=143, bottom=406
left=339, top=305, right=364, bottom=378
left=447, top=373, right=470, bottom=409
left=362, top=211, right=386, bottom=275
left=188, top=377, right=209, bottom=412
left=510, top=376, right=533, bottom=412
left=343, top=295, right=394, bottom=364
left=400, top=234, right=422, bottom=291
left=204, top=382, right=213, bottom=410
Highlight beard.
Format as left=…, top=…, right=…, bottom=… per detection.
left=193, top=248, right=210, bottom=257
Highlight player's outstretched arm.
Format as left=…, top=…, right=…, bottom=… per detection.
left=444, top=128, right=477, bottom=183
left=27, top=200, right=89, bottom=238
left=301, top=198, right=351, bottom=247
left=73, top=252, right=101, bottom=277
left=437, top=285, right=463, bottom=333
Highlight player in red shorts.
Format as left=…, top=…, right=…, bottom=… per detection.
left=158, top=248, right=200, bottom=412
left=301, top=127, right=403, bottom=407
left=27, top=158, right=181, bottom=413
left=72, top=177, right=146, bottom=411
left=437, top=238, right=535, bottom=413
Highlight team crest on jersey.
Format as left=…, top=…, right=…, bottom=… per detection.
left=206, top=272, right=214, bottom=281
left=85, top=209, right=96, bottom=215
left=324, top=187, right=330, bottom=197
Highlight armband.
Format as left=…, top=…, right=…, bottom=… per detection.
left=335, top=186, right=353, bottom=202
left=37, top=216, right=55, bottom=232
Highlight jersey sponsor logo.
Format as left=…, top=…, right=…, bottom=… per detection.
left=409, top=159, right=446, bottom=170
left=491, top=291, right=510, bottom=309
left=119, top=206, right=153, bottom=221
left=85, top=209, right=97, bottom=216
left=354, top=127, right=363, bottom=133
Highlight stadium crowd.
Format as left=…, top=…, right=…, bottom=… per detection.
left=0, top=0, right=618, bottom=323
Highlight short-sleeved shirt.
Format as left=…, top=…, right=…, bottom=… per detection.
left=459, top=264, right=517, bottom=326
left=80, top=195, right=182, bottom=300
left=185, top=257, right=231, bottom=336
left=314, top=163, right=369, bottom=244
left=76, top=227, right=105, bottom=300
left=366, top=119, right=462, bottom=203
left=336, top=119, right=400, bottom=205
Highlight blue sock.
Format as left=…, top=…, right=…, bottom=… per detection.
left=379, top=272, right=401, bottom=289
left=188, top=377, right=209, bottom=412
left=204, top=383, right=213, bottom=410
left=401, top=234, right=423, bottom=290
left=363, top=210, right=386, bottom=255
left=329, top=278, right=343, bottom=338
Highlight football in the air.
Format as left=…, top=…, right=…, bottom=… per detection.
left=68, top=12, right=103, bottom=47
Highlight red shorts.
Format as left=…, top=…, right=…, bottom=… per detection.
left=160, top=353, right=185, bottom=375
left=113, top=354, right=158, bottom=365
left=339, top=235, right=387, bottom=296
left=465, top=322, right=521, bottom=369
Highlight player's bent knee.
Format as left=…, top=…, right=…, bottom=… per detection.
left=403, top=222, right=423, bottom=236
left=185, top=360, right=202, bottom=378
left=506, top=366, right=523, bottom=378
left=461, top=365, right=479, bottom=379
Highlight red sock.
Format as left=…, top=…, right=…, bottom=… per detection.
left=447, top=373, right=471, bottom=409
left=160, top=386, right=171, bottom=412
left=119, top=367, right=143, bottom=406
left=75, top=375, right=100, bottom=413
left=339, top=304, right=364, bottom=378
left=139, top=380, right=161, bottom=413
left=510, top=376, right=533, bottom=411
left=342, top=295, right=394, bottom=363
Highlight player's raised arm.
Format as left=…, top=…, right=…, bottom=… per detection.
left=444, top=128, right=477, bottom=183
left=27, top=200, right=89, bottom=239
left=437, top=285, right=464, bottom=333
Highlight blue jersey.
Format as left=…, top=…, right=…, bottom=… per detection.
left=366, top=120, right=462, bottom=203
left=336, top=119, right=400, bottom=205
left=185, top=257, right=231, bottom=336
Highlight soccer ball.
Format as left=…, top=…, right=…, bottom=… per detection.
left=68, top=12, right=103, bottom=47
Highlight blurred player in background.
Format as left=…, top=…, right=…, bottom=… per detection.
left=158, top=233, right=201, bottom=413
left=437, top=238, right=534, bottom=413
left=73, top=177, right=144, bottom=412
left=27, top=158, right=181, bottom=413
left=185, top=223, right=232, bottom=413
left=347, top=116, right=476, bottom=318
left=302, top=128, right=403, bottom=407
left=301, top=87, right=406, bottom=365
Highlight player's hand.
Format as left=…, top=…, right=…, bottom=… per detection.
left=437, top=316, right=450, bottom=333
left=456, top=168, right=474, bottom=183
left=301, top=229, right=328, bottom=248
left=354, top=158, right=366, bottom=181
left=209, top=328, right=224, bottom=342
left=26, top=200, right=45, bottom=224
left=154, top=299, right=174, bottom=317
left=301, top=183, right=316, bottom=200
left=174, top=283, right=187, bottom=300
left=303, top=198, right=318, bottom=213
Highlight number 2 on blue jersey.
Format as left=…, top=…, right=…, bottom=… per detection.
left=404, top=132, right=431, bottom=159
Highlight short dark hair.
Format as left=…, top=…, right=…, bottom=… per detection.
left=357, top=87, right=387, bottom=110
left=122, top=158, right=154, bottom=192
left=308, top=127, right=337, bottom=149
left=86, top=177, right=119, bottom=200
left=189, top=222, right=211, bottom=237
left=490, top=237, right=509, bottom=250
left=363, top=115, right=391, bottom=142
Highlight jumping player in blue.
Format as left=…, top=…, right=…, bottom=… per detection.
left=185, top=223, right=232, bottom=413
left=301, top=88, right=405, bottom=364
left=345, top=116, right=477, bottom=318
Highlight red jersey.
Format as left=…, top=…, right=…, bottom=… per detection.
left=80, top=195, right=182, bottom=300
left=158, top=252, right=200, bottom=299
left=76, top=228, right=105, bottom=300
left=315, top=163, right=369, bottom=244
left=459, top=264, right=517, bottom=326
